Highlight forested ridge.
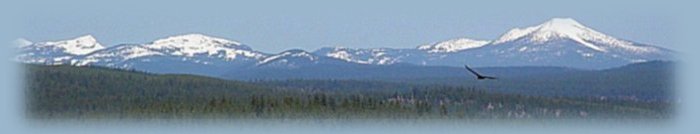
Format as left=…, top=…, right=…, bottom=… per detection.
left=25, top=65, right=671, bottom=119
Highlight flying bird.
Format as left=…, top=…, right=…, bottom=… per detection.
left=464, top=65, right=497, bottom=80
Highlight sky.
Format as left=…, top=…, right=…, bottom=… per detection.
left=14, top=0, right=679, bottom=53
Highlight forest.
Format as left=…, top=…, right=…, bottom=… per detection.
left=25, top=65, right=672, bottom=120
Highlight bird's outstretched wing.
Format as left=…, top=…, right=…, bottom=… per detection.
left=482, top=76, right=498, bottom=79
left=464, top=65, right=483, bottom=77
left=464, top=65, right=497, bottom=80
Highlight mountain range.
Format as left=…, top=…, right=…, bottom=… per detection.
left=14, top=18, right=674, bottom=79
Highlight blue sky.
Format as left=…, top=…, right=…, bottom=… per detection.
left=15, top=0, right=678, bottom=53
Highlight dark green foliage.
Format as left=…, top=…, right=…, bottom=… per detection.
left=25, top=65, right=671, bottom=119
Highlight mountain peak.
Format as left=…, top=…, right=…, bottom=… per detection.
left=146, top=33, right=256, bottom=58
left=493, top=18, right=593, bottom=44
left=492, top=18, right=648, bottom=52
left=37, top=35, right=105, bottom=55
left=539, top=18, right=584, bottom=29
left=533, top=18, right=589, bottom=37
left=417, top=38, right=490, bottom=53
left=66, top=34, right=267, bottom=68
left=151, top=33, right=240, bottom=47
left=74, top=35, right=98, bottom=43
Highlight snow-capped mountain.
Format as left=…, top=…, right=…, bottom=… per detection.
left=457, top=18, right=673, bottom=69
left=15, top=18, right=675, bottom=78
left=73, top=34, right=272, bottom=76
left=16, top=35, right=105, bottom=65
left=144, top=34, right=266, bottom=60
left=491, top=18, right=664, bottom=54
left=315, top=18, right=673, bottom=69
left=72, top=34, right=267, bottom=68
left=15, top=34, right=274, bottom=76
left=417, top=38, right=490, bottom=53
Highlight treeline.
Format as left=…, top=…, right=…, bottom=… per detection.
left=25, top=65, right=671, bottom=119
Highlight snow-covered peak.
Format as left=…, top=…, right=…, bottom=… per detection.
left=493, top=18, right=589, bottom=44
left=538, top=18, right=585, bottom=30
left=150, top=33, right=241, bottom=48
left=143, top=33, right=264, bottom=60
left=417, top=38, right=490, bottom=53
left=492, top=18, right=659, bottom=53
left=75, top=35, right=99, bottom=42
left=31, top=35, right=105, bottom=55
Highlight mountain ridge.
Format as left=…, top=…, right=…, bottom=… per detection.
left=15, top=18, right=674, bottom=77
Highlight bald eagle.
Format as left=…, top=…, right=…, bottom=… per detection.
left=464, top=65, right=497, bottom=80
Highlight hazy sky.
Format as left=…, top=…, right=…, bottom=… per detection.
left=15, top=0, right=679, bottom=53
